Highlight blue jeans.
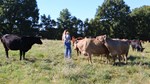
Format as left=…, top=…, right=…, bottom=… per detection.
left=64, top=42, right=71, bottom=58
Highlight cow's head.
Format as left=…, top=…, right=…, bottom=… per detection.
left=96, top=35, right=107, bottom=44
left=33, top=37, right=43, bottom=44
left=82, top=51, right=88, bottom=56
left=137, top=47, right=145, bottom=52
left=140, top=48, right=145, bottom=52
left=73, top=40, right=78, bottom=50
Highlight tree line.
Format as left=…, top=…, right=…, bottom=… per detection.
left=0, top=0, right=150, bottom=40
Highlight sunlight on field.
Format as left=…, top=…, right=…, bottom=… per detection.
left=0, top=40, right=150, bottom=84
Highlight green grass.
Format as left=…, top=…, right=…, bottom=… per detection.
left=0, top=40, right=150, bottom=84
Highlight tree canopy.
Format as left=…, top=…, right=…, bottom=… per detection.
left=0, top=0, right=39, bottom=35
left=0, top=0, right=150, bottom=40
left=95, top=0, right=131, bottom=38
left=129, top=5, right=150, bottom=40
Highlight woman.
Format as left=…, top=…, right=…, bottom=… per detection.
left=62, top=29, right=72, bottom=59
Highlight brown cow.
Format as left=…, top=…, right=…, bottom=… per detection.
left=96, top=35, right=130, bottom=64
left=78, top=37, right=110, bottom=63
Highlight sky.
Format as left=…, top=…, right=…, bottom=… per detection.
left=37, top=0, right=150, bottom=21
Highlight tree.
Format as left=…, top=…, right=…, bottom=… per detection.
left=40, top=14, right=56, bottom=30
left=57, top=8, right=83, bottom=37
left=0, top=0, right=39, bottom=35
left=83, top=18, right=90, bottom=36
left=95, top=0, right=131, bottom=38
left=130, top=5, right=150, bottom=40
left=0, top=1, right=4, bottom=35
left=57, top=8, right=72, bottom=29
left=71, top=16, right=84, bottom=37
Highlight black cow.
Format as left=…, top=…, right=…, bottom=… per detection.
left=130, top=40, right=145, bottom=52
left=1, top=34, right=43, bottom=60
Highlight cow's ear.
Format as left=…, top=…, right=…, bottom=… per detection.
left=103, top=35, right=107, bottom=40
left=36, top=36, right=42, bottom=39
left=84, top=37, right=87, bottom=39
left=39, top=36, right=42, bottom=39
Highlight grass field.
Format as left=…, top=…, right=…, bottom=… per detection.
left=0, top=40, right=150, bottom=84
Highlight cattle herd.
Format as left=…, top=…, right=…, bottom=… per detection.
left=0, top=34, right=146, bottom=65
left=72, top=35, right=145, bottom=64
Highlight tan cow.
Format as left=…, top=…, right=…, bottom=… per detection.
left=96, top=35, right=130, bottom=64
left=72, top=36, right=83, bottom=46
left=73, top=39, right=85, bottom=56
left=76, top=37, right=110, bottom=63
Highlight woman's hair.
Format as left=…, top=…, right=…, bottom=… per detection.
left=65, top=29, right=70, bottom=34
left=62, top=29, right=69, bottom=41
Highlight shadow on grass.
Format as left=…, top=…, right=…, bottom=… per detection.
left=145, top=51, right=150, bottom=53
left=25, top=58, right=53, bottom=64
left=23, top=55, right=150, bottom=68
left=24, top=58, right=37, bottom=63
left=128, top=61, right=150, bottom=67
left=127, top=55, right=150, bottom=66
left=127, top=55, right=143, bottom=61
left=109, top=55, right=150, bottom=67
left=113, top=62, right=127, bottom=66
left=43, top=59, right=53, bottom=63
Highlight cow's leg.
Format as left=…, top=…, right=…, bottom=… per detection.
left=105, top=55, right=108, bottom=63
left=77, top=48, right=79, bottom=56
left=76, top=48, right=81, bottom=56
left=20, top=50, right=22, bottom=60
left=118, top=55, right=122, bottom=63
left=132, top=46, right=135, bottom=51
left=132, top=47, right=134, bottom=51
left=88, top=54, right=92, bottom=64
left=112, top=55, right=116, bottom=64
left=79, top=51, right=81, bottom=55
left=5, top=49, right=9, bottom=58
left=124, top=53, right=128, bottom=64
left=3, top=45, right=9, bottom=58
left=106, top=54, right=111, bottom=64
left=23, top=52, right=26, bottom=60
left=121, top=55, right=125, bottom=62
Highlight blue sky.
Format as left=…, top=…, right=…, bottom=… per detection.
left=37, top=0, right=150, bottom=21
